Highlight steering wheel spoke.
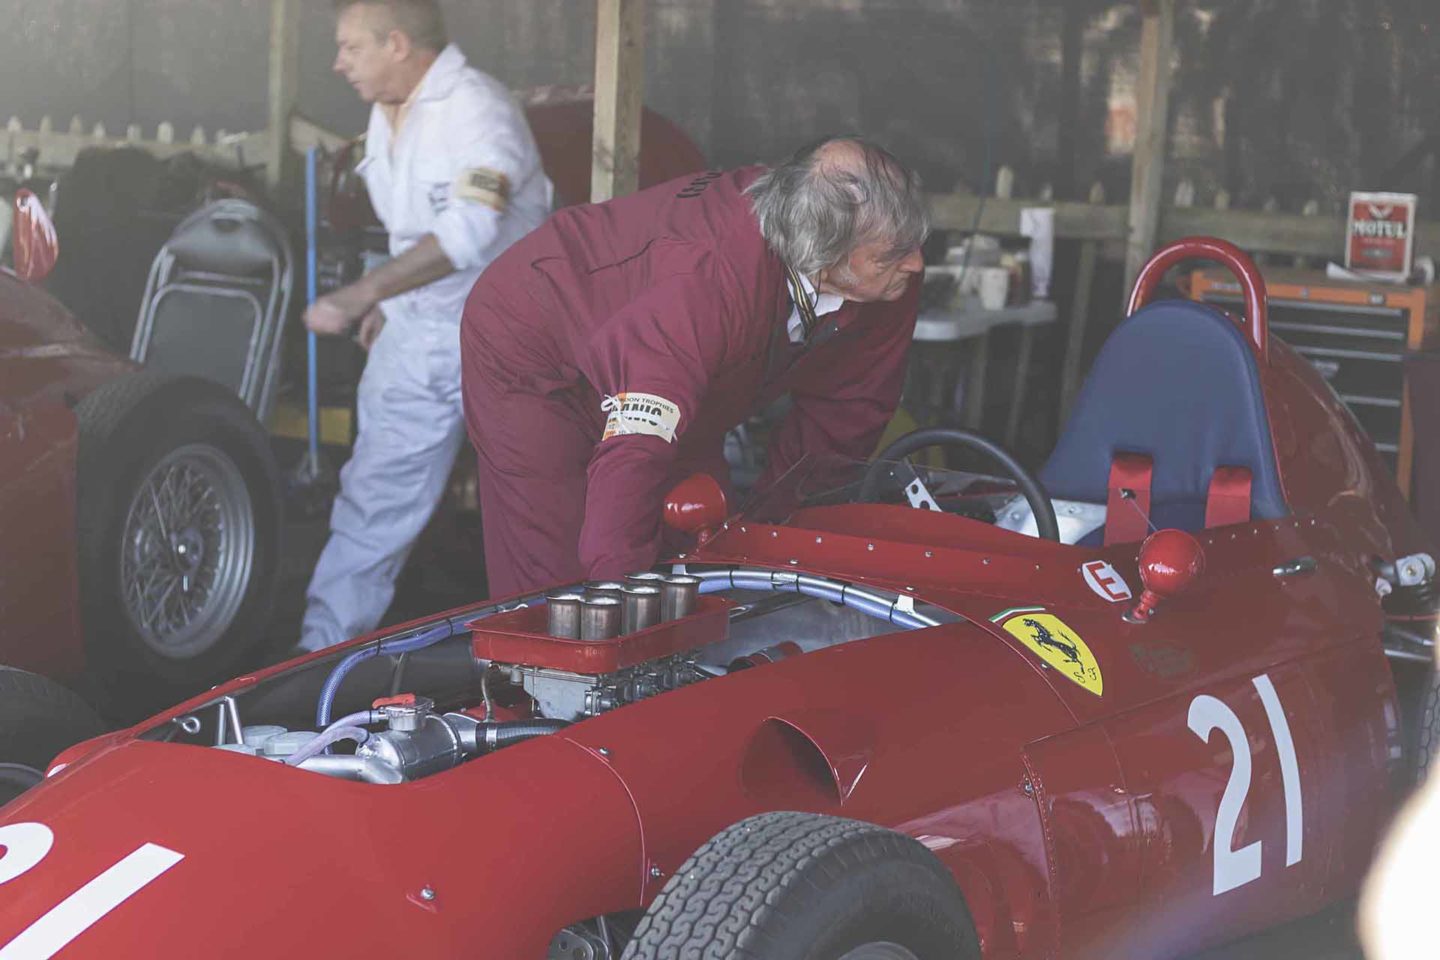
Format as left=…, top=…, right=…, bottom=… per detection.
left=891, top=460, right=943, bottom=511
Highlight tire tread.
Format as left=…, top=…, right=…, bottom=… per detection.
left=622, top=812, right=972, bottom=960
left=1416, top=667, right=1440, bottom=784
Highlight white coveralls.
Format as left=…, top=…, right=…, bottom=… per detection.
left=300, top=45, right=553, bottom=651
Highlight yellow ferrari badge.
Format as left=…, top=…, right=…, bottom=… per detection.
left=992, top=608, right=1103, bottom=696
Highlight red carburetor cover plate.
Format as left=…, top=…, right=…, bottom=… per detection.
left=469, top=596, right=734, bottom=674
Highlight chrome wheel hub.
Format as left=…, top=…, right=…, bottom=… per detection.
left=120, top=443, right=255, bottom=659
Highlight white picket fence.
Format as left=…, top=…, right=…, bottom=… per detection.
left=3, top=115, right=272, bottom=176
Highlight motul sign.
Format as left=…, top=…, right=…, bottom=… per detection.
left=1345, top=191, right=1416, bottom=280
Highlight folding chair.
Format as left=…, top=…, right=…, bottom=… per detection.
left=130, top=199, right=294, bottom=423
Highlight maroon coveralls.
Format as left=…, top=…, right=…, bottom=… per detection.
left=460, top=166, right=919, bottom=597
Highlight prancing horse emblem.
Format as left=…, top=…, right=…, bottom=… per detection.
left=1022, top=617, right=1081, bottom=665
left=992, top=608, right=1104, bottom=696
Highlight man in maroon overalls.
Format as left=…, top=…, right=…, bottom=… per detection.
left=460, top=137, right=927, bottom=596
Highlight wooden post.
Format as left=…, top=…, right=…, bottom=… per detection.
left=266, top=0, right=300, bottom=189
left=592, top=0, right=645, bottom=202
left=963, top=167, right=1014, bottom=433
left=1295, top=199, right=1319, bottom=267
left=1060, top=182, right=1107, bottom=423
left=1056, top=0, right=1086, bottom=202
left=1123, top=0, right=1175, bottom=295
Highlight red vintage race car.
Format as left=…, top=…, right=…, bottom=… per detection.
left=0, top=193, right=281, bottom=802
left=0, top=238, right=1434, bottom=960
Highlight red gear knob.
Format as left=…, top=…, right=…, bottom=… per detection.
left=1126, top=528, right=1206, bottom=623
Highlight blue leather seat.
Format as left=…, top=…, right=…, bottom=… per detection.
left=1039, top=300, right=1287, bottom=541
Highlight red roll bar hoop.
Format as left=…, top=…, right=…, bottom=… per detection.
left=1126, top=236, right=1269, bottom=363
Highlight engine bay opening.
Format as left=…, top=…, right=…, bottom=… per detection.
left=137, top=566, right=959, bottom=786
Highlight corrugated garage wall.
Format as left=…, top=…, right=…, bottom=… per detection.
left=2, top=0, right=1437, bottom=214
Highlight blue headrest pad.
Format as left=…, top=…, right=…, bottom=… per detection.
left=1040, top=300, right=1287, bottom=520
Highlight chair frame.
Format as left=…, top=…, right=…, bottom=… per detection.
left=130, top=199, right=294, bottom=423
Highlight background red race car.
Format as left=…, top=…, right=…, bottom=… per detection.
left=0, top=238, right=1435, bottom=960
left=0, top=192, right=282, bottom=804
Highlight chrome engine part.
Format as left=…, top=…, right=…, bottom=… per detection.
left=294, top=755, right=405, bottom=784
left=510, top=655, right=704, bottom=722
left=1376, top=551, right=1439, bottom=613
left=356, top=699, right=468, bottom=780
left=207, top=698, right=481, bottom=783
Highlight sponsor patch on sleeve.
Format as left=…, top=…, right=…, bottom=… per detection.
left=990, top=607, right=1103, bottom=696
left=453, top=167, right=510, bottom=212
left=602, top=393, right=682, bottom=443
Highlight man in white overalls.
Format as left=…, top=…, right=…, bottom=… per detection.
left=300, top=0, right=552, bottom=651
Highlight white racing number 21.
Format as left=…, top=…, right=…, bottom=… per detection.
left=1187, top=673, right=1303, bottom=897
left=0, top=822, right=183, bottom=959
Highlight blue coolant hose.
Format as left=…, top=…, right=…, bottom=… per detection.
left=692, top=568, right=938, bottom=631
left=316, top=621, right=455, bottom=728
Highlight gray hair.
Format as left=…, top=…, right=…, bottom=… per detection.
left=746, top=137, right=928, bottom=276
left=334, top=0, right=449, bottom=53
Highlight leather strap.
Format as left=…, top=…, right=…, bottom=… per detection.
left=1105, top=452, right=1153, bottom=546
left=1206, top=465, right=1252, bottom=528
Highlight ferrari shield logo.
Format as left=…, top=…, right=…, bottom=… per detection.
left=992, top=608, right=1103, bottom=696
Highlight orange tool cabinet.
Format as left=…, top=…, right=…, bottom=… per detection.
left=1191, top=266, right=1440, bottom=499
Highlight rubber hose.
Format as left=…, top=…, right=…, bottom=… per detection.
left=284, top=725, right=369, bottom=766
left=482, top=719, right=571, bottom=752
left=316, top=622, right=453, bottom=727
left=694, top=569, right=935, bottom=630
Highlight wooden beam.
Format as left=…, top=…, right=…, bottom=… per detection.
left=4, top=122, right=268, bottom=170
left=266, top=0, right=300, bottom=189
left=929, top=190, right=1440, bottom=264
left=1159, top=205, right=1346, bottom=258
left=928, top=193, right=1128, bottom=241
left=1124, top=0, right=1175, bottom=293
left=592, top=0, right=645, bottom=202
left=1164, top=205, right=1440, bottom=262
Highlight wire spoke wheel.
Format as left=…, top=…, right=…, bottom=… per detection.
left=119, top=443, right=255, bottom=659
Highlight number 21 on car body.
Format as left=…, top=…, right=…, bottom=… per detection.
left=1188, top=673, right=1303, bottom=896
left=0, top=823, right=183, bottom=959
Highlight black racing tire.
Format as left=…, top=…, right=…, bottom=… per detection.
left=0, top=667, right=107, bottom=806
left=1410, top=664, right=1440, bottom=787
left=621, top=812, right=980, bottom=960
left=74, top=373, right=280, bottom=706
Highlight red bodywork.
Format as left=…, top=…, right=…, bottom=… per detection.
left=0, top=240, right=1426, bottom=958
left=0, top=270, right=134, bottom=681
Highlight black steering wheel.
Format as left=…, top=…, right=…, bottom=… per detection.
left=857, top=427, right=1061, bottom=542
